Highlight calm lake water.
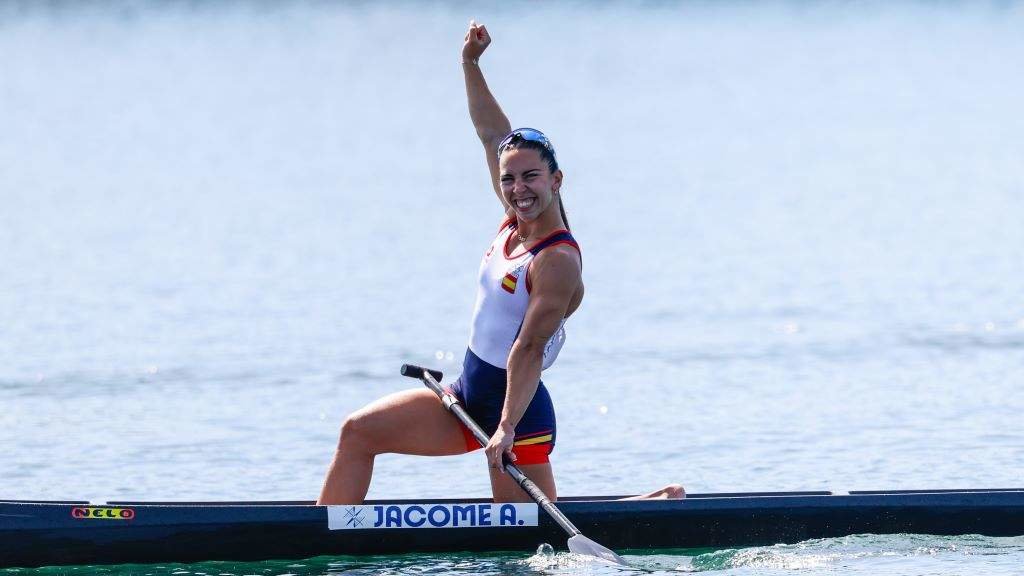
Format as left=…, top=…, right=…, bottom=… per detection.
left=1, top=1, right=1023, bottom=574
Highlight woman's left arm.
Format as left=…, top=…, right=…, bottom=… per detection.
left=486, top=246, right=582, bottom=472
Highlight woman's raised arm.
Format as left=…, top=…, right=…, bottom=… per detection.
left=462, top=21, right=511, bottom=207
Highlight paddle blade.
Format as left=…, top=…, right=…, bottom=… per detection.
left=567, top=534, right=628, bottom=566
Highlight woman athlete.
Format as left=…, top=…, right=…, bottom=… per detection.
left=317, top=21, right=683, bottom=504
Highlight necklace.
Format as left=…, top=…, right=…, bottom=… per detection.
left=517, top=232, right=528, bottom=243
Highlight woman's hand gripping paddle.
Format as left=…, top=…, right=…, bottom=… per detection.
left=400, top=364, right=628, bottom=566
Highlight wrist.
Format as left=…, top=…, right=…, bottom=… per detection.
left=461, top=57, right=479, bottom=65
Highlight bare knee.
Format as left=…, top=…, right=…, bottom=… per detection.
left=337, top=411, right=378, bottom=456
left=664, top=483, right=685, bottom=499
left=620, top=483, right=686, bottom=501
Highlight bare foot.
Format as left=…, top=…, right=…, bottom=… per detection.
left=620, top=483, right=685, bottom=500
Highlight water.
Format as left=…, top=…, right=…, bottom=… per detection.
left=6, top=535, right=1024, bottom=575
left=2, top=1, right=1023, bottom=574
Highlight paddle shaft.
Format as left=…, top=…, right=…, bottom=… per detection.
left=400, top=364, right=582, bottom=539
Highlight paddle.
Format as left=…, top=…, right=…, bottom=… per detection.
left=400, top=363, right=628, bottom=566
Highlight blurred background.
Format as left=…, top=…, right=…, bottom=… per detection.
left=1, top=1, right=1022, bottom=504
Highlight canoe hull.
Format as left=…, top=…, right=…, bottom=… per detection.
left=2, top=490, right=1022, bottom=568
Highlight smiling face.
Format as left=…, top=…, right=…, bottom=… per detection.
left=499, top=148, right=563, bottom=222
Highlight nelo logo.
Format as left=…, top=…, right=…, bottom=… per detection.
left=71, top=507, right=136, bottom=521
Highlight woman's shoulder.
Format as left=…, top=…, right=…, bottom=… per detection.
left=530, top=242, right=582, bottom=278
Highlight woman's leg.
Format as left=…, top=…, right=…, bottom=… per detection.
left=488, top=465, right=684, bottom=501
left=621, top=485, right=686, bottom=500
left=317, top=388, right=469, bottom=505
left=488, top=462, right=556, bottom=503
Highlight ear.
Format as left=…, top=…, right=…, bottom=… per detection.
left=552, top=169, right=563, bottom=193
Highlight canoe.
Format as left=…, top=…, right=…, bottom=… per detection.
left=2, top=488, right=1022, bottom=568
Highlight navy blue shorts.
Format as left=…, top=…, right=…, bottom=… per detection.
left=446, top=348, right=556, bottom=464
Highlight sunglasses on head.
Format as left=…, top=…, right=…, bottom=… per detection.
left=497, top=128, right=556, bottom=159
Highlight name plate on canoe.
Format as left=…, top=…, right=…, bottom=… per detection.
left=327, top=503, right=538, bottom=530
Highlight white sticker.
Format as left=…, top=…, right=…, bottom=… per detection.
left=327, top=503, right=538, bottom=530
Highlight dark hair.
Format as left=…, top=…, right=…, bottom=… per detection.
left=500, top=137, right=570, bottom=230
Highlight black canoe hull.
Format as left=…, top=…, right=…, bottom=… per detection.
left=2, top=489, right=1023, bottom=568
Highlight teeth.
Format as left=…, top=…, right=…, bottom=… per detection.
left=515, top=198, right=535, bottom=209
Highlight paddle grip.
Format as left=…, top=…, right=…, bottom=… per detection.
left=400, top=364, right=444, bottom=383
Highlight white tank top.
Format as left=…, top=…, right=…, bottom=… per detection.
left=467, top=220, right=580, bottom=370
